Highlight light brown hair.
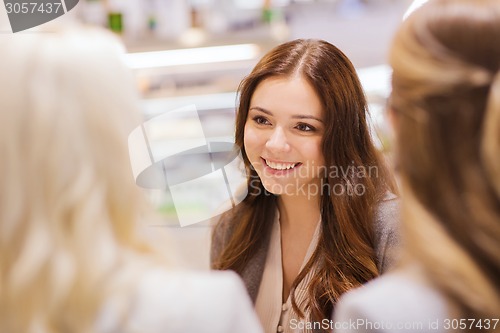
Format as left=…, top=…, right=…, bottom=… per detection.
left=390, top=0, right=500, bottom=323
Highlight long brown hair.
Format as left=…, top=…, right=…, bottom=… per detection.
left=390, top=0, right=500, bottom=323
left=213, top=39, right=396, bottom=322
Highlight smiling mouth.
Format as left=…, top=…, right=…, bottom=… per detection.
left=263, top=158, right=301, bottom=170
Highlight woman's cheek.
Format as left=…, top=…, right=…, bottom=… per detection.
left=243, top=126, right=261, bottom=156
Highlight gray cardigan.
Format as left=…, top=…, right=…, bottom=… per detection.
left=210, top=193, right=400, bottom=303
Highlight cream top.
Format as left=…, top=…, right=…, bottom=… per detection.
left=255, top=212, right=321, bottom=333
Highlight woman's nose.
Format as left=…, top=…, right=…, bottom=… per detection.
left=265, top=127, right=291, bottom=152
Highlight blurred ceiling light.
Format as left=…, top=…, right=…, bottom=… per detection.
left=357, top=65, right=391, bottom=97
left=233, top=0, right=290, bottom=9
left=123, top=44, right=261, bottom=69
left=403, top=0, right=428, bottom=20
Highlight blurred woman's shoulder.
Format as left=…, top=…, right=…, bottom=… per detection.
left=334, top=267, right=449, bottom=333
left=97, top=267, right=263, bottom=333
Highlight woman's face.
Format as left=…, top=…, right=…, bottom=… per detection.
left=244, top=76, right=326, bottom=197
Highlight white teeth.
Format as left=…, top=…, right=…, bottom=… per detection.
left=265, top=159, right=297, bottom=170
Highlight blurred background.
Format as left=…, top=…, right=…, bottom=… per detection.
left=2, top=0, right=421, bottom=269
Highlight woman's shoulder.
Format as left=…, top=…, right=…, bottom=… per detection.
left=334, top=269, right=449, bottom=332
left=212, top=202, right=245, bottom=237
left=373, top=192, right=401, bottom=272
left=374, top=192, right=399, bottom=228
left=373, top=192, right=400, bottom=244
left=210, top=205, right=247, bottom=262
left=210, top=210, right=236, bottom=262
left=97, top=268, right=263, bottom=333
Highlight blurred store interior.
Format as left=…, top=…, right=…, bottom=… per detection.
left=61, top=0, right=421, bottom=268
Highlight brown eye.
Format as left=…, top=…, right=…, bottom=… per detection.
left=296, top=123, right=315, bottom=132
left=253, top=116, right=270, bottom=125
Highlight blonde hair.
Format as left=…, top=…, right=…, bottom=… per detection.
left=390, top=0, right=500, bottom=323
left=0, top=27, right=160, bottom=332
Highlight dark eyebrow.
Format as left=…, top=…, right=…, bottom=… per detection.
left=292, top=114, right=324, bottom=124
left=249, top=106, right=324, bottom=124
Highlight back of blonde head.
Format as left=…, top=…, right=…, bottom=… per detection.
left=0, top=27, right=156, bottom=332
left=390, top=0, right=500, bottom=322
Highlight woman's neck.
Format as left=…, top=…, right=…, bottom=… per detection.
left=277, top=194, right=321, bottom=231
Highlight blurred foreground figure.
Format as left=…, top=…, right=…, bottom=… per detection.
left=0, top=27, right=263, bottom=333
left=334, top=0, right=500, bottom=332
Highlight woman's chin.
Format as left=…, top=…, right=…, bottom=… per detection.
left=261, top=182, right=284, bottom=195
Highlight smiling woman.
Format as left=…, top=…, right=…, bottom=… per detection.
left=211, top=39, right=400, bottom=333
